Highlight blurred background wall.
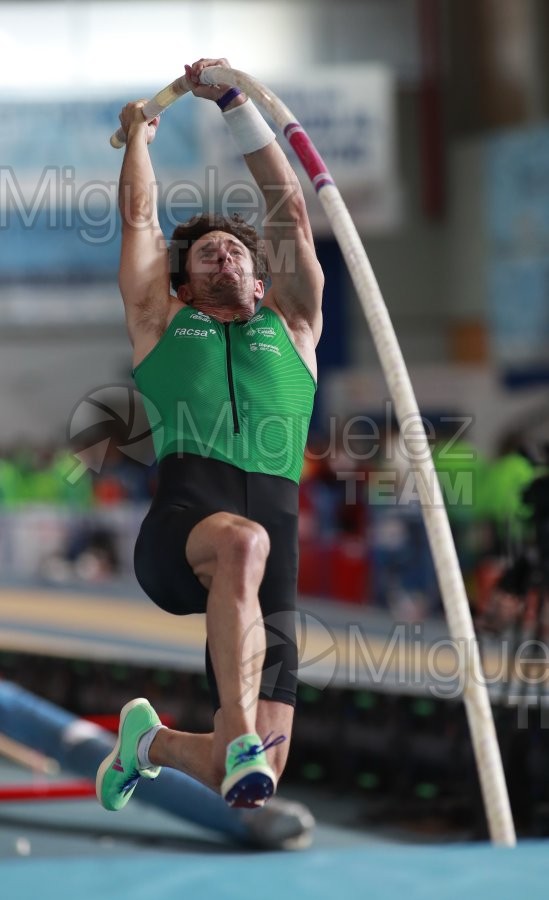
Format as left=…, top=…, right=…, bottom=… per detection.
left=2, top=0, right=549, bottom=447
left=3, top=0, right=549, bottom=836
left=1, top=0, right=549, bottom=596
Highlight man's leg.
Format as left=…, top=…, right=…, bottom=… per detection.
left=97, top=510, right=283, bottom=809
left=154, top=513, right=292, bottom=804
left=185, top=511, right=269, bottom=754
left=147, top=729, right=217, bottom=789
left=147, top=698, right=293, bottom=790
left=255, top=699, right=294, bottom=780
left=150, top=511, right=273, bottom=790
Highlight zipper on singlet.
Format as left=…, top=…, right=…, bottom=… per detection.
left=224, top=323, right=240, bottom=434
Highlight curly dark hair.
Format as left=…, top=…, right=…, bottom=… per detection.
left=168, top=213, right=268, bottom=293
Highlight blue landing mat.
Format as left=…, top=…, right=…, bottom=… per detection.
left=2, top=840, right=549, bottom=900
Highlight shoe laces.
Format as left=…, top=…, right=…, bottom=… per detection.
left=121, top=773, right=140, bottom=795
left=234, top=732, right=286, bottom=765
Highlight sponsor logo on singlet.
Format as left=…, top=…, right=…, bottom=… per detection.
left=190, top=312, right=212, bottom=323
left=246, top=325, right=276, bottom=338
left=249, top=342, right=281, bottom=357
left=173, top=327, right=210, bottom=339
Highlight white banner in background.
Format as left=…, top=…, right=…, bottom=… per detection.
left=180, top=65, right=401, bottom=234
left=0, top=65, right=401, bottom=240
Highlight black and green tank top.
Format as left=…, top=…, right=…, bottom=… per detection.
left=133, top=306, right=316, bottom=483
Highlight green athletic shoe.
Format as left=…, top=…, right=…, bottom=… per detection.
left=221, top=732, right=286, bottom=809
left=96, top=697, right=162, bottom=812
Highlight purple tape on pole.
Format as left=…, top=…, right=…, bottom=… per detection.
left=284, top=123, right=334, bottom=192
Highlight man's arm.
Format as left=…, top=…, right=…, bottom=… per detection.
left=243, top=141, right=324, bottom=345
left=117, top=103, right=170, bottom=348
left=185, top=59, right=324, bottom=346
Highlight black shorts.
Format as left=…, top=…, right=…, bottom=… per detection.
left=134, top=453, right=299, bottom=709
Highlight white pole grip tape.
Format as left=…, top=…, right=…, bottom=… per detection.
left=109, top=76, right=191, bottom=148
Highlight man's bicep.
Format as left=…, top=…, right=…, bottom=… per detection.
left=118, top=221, right=169, bottom=307
left=268, top=223, right=324, bottom=336
left=244, top=141, right=323, bottom=333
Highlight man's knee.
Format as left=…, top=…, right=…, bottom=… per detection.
left=187, top=513, right=270, bottom=587
left=219, top=519, right=270, bottom=575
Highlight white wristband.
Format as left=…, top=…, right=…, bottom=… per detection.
left=222, top=100, right=276, bottom=155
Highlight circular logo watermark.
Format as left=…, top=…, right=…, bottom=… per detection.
left=239, top=609, right=339, bottom=707
left=65, top=384, right=163, bottom=484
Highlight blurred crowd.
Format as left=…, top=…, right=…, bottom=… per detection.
left=299, top=422, right=539, bottom=621
left=0, top=420, right=542, bottom=622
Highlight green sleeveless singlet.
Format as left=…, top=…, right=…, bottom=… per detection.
left=133, top=306, right=316, bottom=484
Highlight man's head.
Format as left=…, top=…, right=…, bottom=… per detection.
left=169, top=213, right=268, bottom=309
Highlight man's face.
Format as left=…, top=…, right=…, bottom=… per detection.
left=184, top=230, right=262, bottom=303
